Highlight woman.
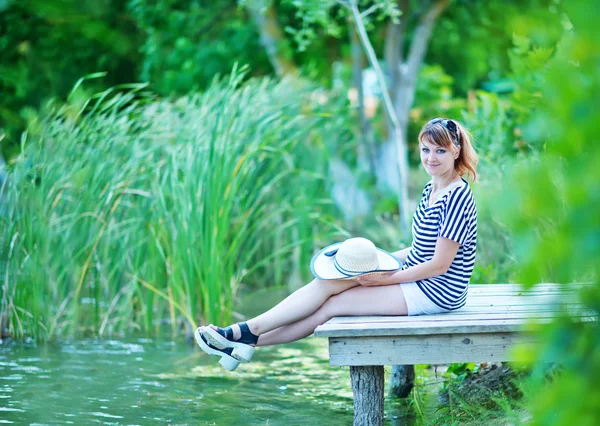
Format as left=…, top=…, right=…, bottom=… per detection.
left=197, top=117, right=478, bottom=371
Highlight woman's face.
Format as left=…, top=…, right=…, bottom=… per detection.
left=420, top=138, right=458, bottom=178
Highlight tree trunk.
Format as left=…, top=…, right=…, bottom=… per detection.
left=377, top=0, right=408, bottom=211
left=347, top=1, right=411, bottom=234
left=247, top=0, right=297, bottom=77
left=393, top=0, right=449, bottom=125
left=389, top=364, right=415, bottom=398
left=349, top=22, right=376, bottom=174
left=375, top=0, right=450, bottom=230
left=385, top=0, right=408, bottom=108
left=350, top=365, right=384, bottom=426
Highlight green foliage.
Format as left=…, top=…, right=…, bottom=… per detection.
left=0, top=0, right=140, bottom=147
left=435, top=363, right=529, bottom=424
left=283, top=0, right=400, bottom=51
left=444, top=362, right=478, bottom=383
left=429, top=0, right=563, bottom=95
left=0, top=73, right=351, bottom=341
left=456, top=8, right=577, bottom=287
left=1, top=0, right=545, bottom=162
left=493, top=1, right=600, bottom=424
left=409, top=64, right=465, bottom=161
left=462, top=91, right=516, bottom=159
left=128, top=0, right=271, bottom=95
left=462, top=30, right=561, bottom=161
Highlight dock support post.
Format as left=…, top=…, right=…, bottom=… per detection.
left=350, top=365, right=384, bottom=426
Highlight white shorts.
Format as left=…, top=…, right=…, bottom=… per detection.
left=401, top=282, right=450, bottom=316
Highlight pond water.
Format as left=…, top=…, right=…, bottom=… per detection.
left=0, top=336, right=442, bottom=425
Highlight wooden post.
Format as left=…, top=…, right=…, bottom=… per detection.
left=350, top=365, right=384, bottom=426
left=389, top=364, right=414, bottom=398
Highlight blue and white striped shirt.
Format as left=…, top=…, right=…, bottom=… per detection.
left=402, top=178, right=477, bottom=310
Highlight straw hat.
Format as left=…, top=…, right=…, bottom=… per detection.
left=310, top=237, right=402, bottom=281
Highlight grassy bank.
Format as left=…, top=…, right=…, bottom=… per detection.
left=0, top=73, right=352, bottom=341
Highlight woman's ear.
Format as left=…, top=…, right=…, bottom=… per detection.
left=454, top=146, right=461, bottom=159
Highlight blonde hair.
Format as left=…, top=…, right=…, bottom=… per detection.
left=418, top=118, right=478, bottom=182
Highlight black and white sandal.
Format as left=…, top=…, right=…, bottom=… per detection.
left=194, top=327, right=240, bottom=371
left=201, top=322, right=258, bottom=363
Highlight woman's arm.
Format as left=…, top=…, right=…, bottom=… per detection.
left=391, top=247, right=412, bottom=263
left=357, top=237, right=460, bottom=286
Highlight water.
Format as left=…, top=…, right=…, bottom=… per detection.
left=0, top=337, right=438, bottom=425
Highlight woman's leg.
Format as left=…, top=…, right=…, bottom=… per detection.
left=257, top=284, right=408, bottom=346
left=201, top=278, right=360, bottom=339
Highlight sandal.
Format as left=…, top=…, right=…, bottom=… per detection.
left=194, top=327, right=240, bottom=371
left=201, top=322, right=258, bottom=363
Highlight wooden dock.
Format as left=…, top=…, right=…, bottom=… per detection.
left=315, top=283, right=596, bottom=425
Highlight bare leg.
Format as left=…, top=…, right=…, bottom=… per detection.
left=247, top=278, right=360, bottom=334
left=201, top=278, right=359, bottom=338
left=257, top=284, right=408, bottom=346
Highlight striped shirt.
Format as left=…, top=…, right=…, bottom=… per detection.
left=402, top=178, right=477, bottom=310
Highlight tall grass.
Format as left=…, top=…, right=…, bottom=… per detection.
left=0, top=72, right=351, bottom=341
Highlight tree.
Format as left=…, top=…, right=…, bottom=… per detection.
left=340, top=0, right=413, bottom=234
left=380, top=0, right=449, bottom=233
left=245, top=0, right=299, bottom=76
left=286, top=0, right=450, bottom=235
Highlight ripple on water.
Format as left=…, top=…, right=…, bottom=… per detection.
left=10, top=365, right=44, bottom=373
left=0, top=375, right=22, bottom=381
left=85, top=411, right=125, bottom=419
left=16, top=357, right=42, bottom=363
left=60, top=340, right=144, bottom=356
left=0, top=337, right=433, bottom=425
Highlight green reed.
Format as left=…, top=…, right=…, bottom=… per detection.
left=0, top=72, right=349, bottom=341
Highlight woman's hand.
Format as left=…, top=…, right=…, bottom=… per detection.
left=355, top=273, right=394, bottom=287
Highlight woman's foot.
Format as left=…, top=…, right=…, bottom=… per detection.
left=198, top=322, right=259, bottom=363
left=194, top=328, right=240, bottom=371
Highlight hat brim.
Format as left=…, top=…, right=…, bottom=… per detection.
left=310, top=242, right=402, bottom=281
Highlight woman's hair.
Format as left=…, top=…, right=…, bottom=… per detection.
left=418, top=117, right=478, bottom=181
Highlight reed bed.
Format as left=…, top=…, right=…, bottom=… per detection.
left=0, top=73, right=351, bottom=341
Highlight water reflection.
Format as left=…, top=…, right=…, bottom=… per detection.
left=0, top=337, right=437, bottom=425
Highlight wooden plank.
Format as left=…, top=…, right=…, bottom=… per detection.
left=466, top=298, right=577, bottom=304
left=323, top=306, right=589, bottom=327
left=469, top=285, right=579, bottom=291
left=462, top=304, right=582, bottom=312
left=466, top=291, right=568, bottom=298
left=470, top=291, right=577, bottom=299
left=316, top=316, right=598, bottom=337
left=459, top=303, right=584, bottom=312
left=468, top=283, right=590, bottom=291
left=452, top=310, right=588, bottom=319
left=320, top=314, right=596, bottom=336
left=322, top=310, right=594, bottom=326
left=467, top=297, right=575, bottom=304
left=467, top=285, right=586, bottom=297
left=464, top=299, right=580, bottom=306
left=464, top=300, right=580, bottom=307
left=468, top=285, right=580, bottom=292
left=467, top=289, right=580, bottom=296
left=327, top=332, right=536, bottom=365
